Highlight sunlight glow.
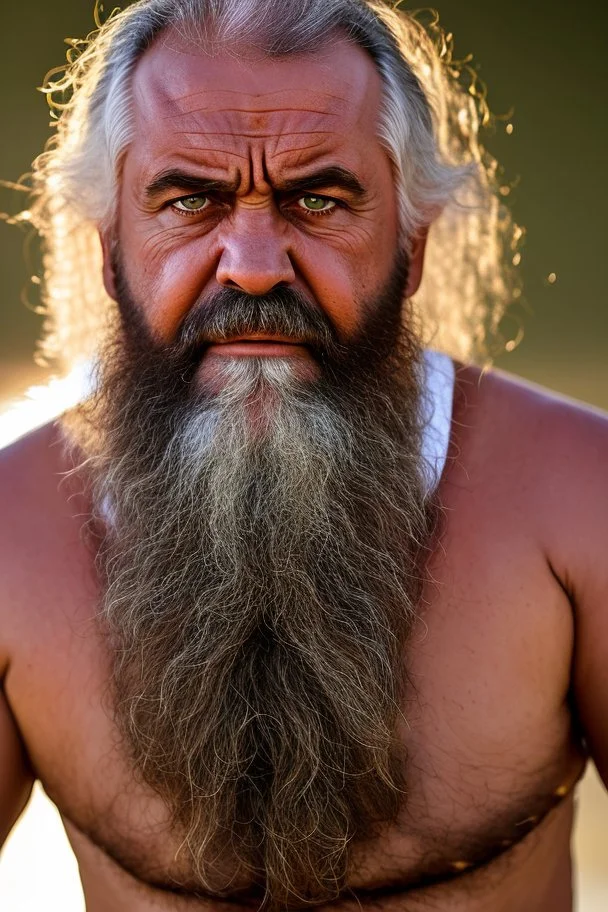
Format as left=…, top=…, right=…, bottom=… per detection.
left=0, top=785, right=84, bottom=911
left=0, top=363, right=89, bottom=449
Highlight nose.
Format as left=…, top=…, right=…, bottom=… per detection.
left=216, top=210, right=296, bottom=295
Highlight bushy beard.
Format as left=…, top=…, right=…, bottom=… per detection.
left=68, top=254, right=437, bottom=909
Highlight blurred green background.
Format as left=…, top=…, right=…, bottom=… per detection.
left=1, top=0, right=607, bottom=404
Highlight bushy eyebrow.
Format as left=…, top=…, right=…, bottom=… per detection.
left=144, top=170, right=239, bottom=201
left=144, top=165, right=367, bottom=202
left=276, top=166, right=367, bottom=199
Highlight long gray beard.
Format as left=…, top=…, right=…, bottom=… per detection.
left=69, top=295, right=436, bottom=909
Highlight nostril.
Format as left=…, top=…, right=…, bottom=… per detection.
left=219, top=277, right=293, bottom=296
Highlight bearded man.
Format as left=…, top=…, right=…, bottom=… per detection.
left=0, top=0, right=606, bottom=909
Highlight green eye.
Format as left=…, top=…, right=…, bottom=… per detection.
left=298, top=195, right=336, bottom=213
left=174, top=195, right=209, bottom=212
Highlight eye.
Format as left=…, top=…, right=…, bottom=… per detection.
left=297, top=195, right=336, bottom=215
left=173, top=195, right=210, bottom=214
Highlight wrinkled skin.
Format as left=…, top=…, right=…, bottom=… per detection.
left=102, top=35, right=426, bottom=351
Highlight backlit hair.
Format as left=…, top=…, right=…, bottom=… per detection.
left=26, top=0, right=522, bottom=369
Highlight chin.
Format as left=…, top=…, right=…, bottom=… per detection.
left=195, top=348, right=320, bottom=396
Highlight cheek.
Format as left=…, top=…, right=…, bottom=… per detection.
left=295, top=222, right=398, bottom=340
left=147, top=241, right=217, bottom=340
left=314, top=193, right=399, bottom=340
left=118, top=217, right=218, bottom=341
left=298, top=247, right=365, bottom=338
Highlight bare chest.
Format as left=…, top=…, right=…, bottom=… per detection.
left=4, top=483, right=584, bottom=909
left=3, top=384, right=586, bottom=909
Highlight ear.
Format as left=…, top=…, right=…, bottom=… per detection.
left=99, top=228, right=118, bottom=301
left=405, top=227, right=429, bottom=298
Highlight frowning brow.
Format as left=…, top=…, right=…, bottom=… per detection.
left=145, top=170, right=240, bottom=201
left=276, top=167, right=367, bottom=200
left=144, top=166, right=367, bottom=202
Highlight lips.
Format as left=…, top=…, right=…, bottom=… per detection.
left=212, top=335, right=306, bottom=345
left=202, top=335, right=316, bottom=362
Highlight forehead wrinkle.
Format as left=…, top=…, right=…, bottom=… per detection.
left=275, top=146, right=331, bottom=171
left=161, top=105, right=351, bottom=135
left=272, top=133, right=335, bottom=156
left=153, top=105, right=355, bottom=165
left=134, top=32, right=383, bottom=134
left=167, top=104, right=341, bottom=119
left=142, top=129, right=252, bottom=163
left=139, top=69, right=360, bottom=130
left=160, top=88, right=351, bottom=116
left=181, top=146, right=251, bottom=163
left=135, top=117, right=371, bottom=197
left=177, top=130, right=337, bottom=139
left=131, top=39, right=385, bottom=196
left=139, top=75, right=351, bottom=120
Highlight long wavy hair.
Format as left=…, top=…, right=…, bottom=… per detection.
left=12, top=0, right=521, bottom=374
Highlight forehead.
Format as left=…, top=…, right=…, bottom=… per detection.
left=129, top=30, right=385, bottom=175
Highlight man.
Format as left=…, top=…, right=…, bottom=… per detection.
left=0, top=0, right=606, bottom=909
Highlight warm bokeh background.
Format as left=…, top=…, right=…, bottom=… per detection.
left=0, top=1, right=606, bottom=908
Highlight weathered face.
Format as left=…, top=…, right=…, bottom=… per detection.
left=103, top=32, right=423, bottom=384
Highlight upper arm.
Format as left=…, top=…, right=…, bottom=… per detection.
left=0, top=682, right=33, bottom=846
left=0, top=427, right=57, bottom=845
left=571, top=495, right=608, bottom=784
left=0, top=524, right=34, bottom=845
left=542, top=400, right=608, bottom=784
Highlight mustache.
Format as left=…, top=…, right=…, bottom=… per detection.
left=175, top=287, right=344, bottom=362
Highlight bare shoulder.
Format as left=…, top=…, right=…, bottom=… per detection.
left=0, top=417, right=64, bottom=485
left=458, top=360, right=608, bottom=444
left=0, top=426, right=69, bottom=836
left=455, top=360, right=608, bottom=471
left=454, top=361, right=608, bottom=580
left=0, top=421, right=80, bottom=663
left=0, top=420, right=68, bottom=545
